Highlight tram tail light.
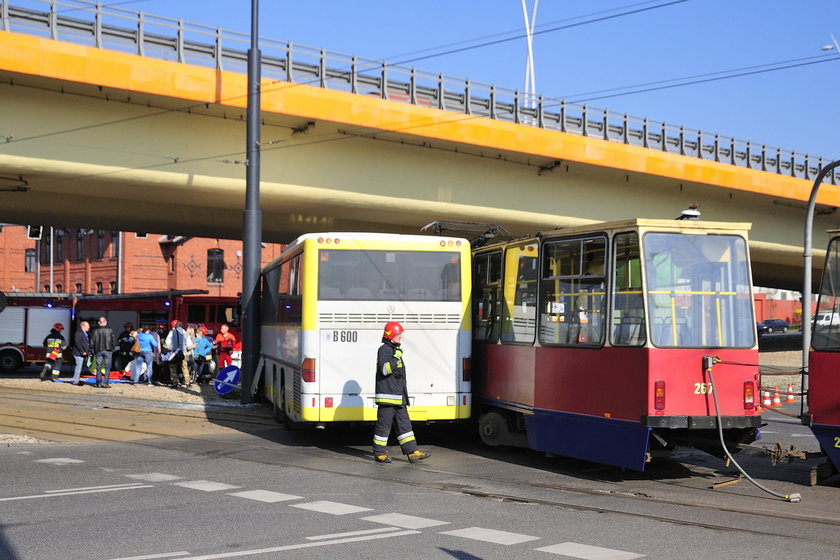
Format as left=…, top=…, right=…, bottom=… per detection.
left=302, top=358, right=316, bottom=383
left=654, top=380, right=666, bottom=410
left=743, top=380, right=755, bottom=411
left=462, top=358, right=471, bottom=382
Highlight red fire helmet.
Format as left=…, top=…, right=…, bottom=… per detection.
left=382, top=321, right=404, bottom=341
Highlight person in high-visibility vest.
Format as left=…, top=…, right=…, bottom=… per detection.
left=372, top=321, right=431, bottom=464
left=39, top=323, right=67, bottom=381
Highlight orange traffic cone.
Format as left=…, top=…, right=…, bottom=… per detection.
left=785, top=383, right=796, bottom=403
left=771, top=386, right=783, bottom=407
left=762, top=391, right=772, bottom=407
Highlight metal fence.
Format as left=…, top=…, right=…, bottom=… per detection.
left=2, top=0, right=836, bottom=185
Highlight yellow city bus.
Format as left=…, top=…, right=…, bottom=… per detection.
left=261, top=232, right=472, bottom=426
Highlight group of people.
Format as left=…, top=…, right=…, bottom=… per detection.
left=39, top=318, right=237, bottom=389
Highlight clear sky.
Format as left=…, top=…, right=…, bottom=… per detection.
left=72, top=1, right=840, bottom=160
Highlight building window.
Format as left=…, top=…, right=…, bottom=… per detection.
left=55, top=283, right=63, bottom=293
left=56, top=232, right=64, bottom=262
left=111, top=231, right=120, bottom=258
left=169, top=255, right=175, bottom=274
left=96, top=282, right=103, bottom=294
left=75, top=283, right=82, bottom=293
left=25, top=249, right=36, bottom=273
left=97, top=230, right=105, bottom=259
left=76, top=231, right=84, bottom=261
left=207, top=249, right=224, bottom=284
left=40, top=237, right=49, bottom=264
left=110, top=281, right=117, bottom=294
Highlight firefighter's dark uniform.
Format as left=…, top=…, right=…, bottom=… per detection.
left=372, top=339, right=419, bottom=457
left=39, top=329, right=66, bottom=381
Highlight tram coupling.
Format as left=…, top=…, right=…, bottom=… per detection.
left=764, top=442, right=836, bottom=486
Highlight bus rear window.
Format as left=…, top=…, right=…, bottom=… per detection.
left=318, top=250, right=461, bottom=301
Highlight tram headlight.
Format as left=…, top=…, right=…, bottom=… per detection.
left=654, top=380, right=666, bottom=410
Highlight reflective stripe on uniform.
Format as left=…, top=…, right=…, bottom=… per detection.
left=373, top=435, right=388, bottom=446
left=375, top=393, right=403, bottom=405
left=397, top=431, right=415, bottom=445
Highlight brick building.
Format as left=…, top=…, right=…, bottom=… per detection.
left=0, top=224, right=284, bottom=296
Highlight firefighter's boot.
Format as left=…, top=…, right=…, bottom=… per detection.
left=374, top=454, right=392, bottom=464
left=39, top=364, right=51, bottom=381
left=407, top=450, right=431, bottom=463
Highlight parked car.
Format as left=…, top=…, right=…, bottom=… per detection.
left=759, top=318, right=789, bottom=333
left=756, top=321, right=770, bottom=336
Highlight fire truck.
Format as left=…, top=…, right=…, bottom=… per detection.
left=0, top=290, right=239, bottom=371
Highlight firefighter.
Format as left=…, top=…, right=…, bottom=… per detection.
left=372, top=321, right=431, bottom=464
left=39, top=323, right=67, bottom=381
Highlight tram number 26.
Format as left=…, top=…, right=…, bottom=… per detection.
left=693, top=382, right=713, bottom=395
left=332, top=330, right=358, bottom=343
left=834, top=436, right=840, bottom=449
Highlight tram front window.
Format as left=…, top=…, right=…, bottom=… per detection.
left=813, top=236, right=840, bottom=350
left=644, top=233, right=754, bottom=348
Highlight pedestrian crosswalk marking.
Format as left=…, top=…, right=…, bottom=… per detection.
left=536, top=542, right=645, bottom=559
left=172, top=480, right=240, bottom=492
left=35, top=457, right=85, bottom=465
left=228, top=490, right=303, bottom=503
left=290, top=500, right=372, bottom=515
left=439, top=527, right=540, bottom=545
left=361, top=513, right=450, bottom=529
left=125, top=473, right=183, bottom=482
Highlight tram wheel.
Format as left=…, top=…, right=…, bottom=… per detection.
left=478, top=411, right=511, bottom=447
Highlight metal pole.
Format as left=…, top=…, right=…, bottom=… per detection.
left=49, top=226, right=54, bottom=293
left=241, top=0, right=262, bottom=404
left=801, top=159, right=840, bottom=420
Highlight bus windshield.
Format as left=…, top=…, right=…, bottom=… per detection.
left=644, top=233, right=754, bottom=348
left=318, top=250, right=461, bottom=301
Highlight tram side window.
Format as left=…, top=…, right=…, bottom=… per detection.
left=813, top=236, right=840, bottom=350
left=611, top=232, right=646, bottom=346
left=539, top=236, right=606, bottom=347
left=501, top=242, right=538, bottom=344
left=473, top=251, right=502, bottom=343
left=278, top=255, right=302, bottom=325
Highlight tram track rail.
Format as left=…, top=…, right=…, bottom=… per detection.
left=1, top=388, right=838, bottom=545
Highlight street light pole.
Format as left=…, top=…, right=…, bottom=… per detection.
left=241, top=0, right=262, bottom=404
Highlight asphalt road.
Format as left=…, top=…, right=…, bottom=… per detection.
left=1, top=384, right=839, bottom=560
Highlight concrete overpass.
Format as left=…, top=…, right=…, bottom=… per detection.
left=1, top=1, right=839, bottom=291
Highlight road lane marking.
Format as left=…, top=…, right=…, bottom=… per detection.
left=109, top=552, right=191, bottom=560
left=228, top=490, right=303, bottom=503
left=361, top=512, right=450, bottom=529
left=0, top=485, right=153, bottom=502
left=35, top=457, right=85, bottom=465
left=182, top=530, right=420, bottom=559
left=439, top=527, right=540, bottom=545
left=125, top=473, right=183, bottom=482
left=536, top=541, right=645, bottom=559
left=306, top=527, right=402, bottom=540
left=46, top=483, right=145, bottom=493
left=172, top=480, right=240, bottom=492
left=290, top=500, right=372, bottom=515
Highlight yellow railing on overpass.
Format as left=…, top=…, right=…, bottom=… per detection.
left=1, top=0, right=836, bottom=186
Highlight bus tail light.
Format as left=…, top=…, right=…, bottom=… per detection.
left=462, top=358, right=471, bottom=382
left=654, top=380, right=666, bottom=410
left=302, top=358, right=316, bottom=383
left=743, top=381, right=755, bottom=411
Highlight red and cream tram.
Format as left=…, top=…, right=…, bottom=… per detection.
left=807, top=230, right=840, bottom=478
left=471, top=219, right=761, bottom=471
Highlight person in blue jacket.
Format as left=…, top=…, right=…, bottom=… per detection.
left=192, top=326, right=215, bottom=383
